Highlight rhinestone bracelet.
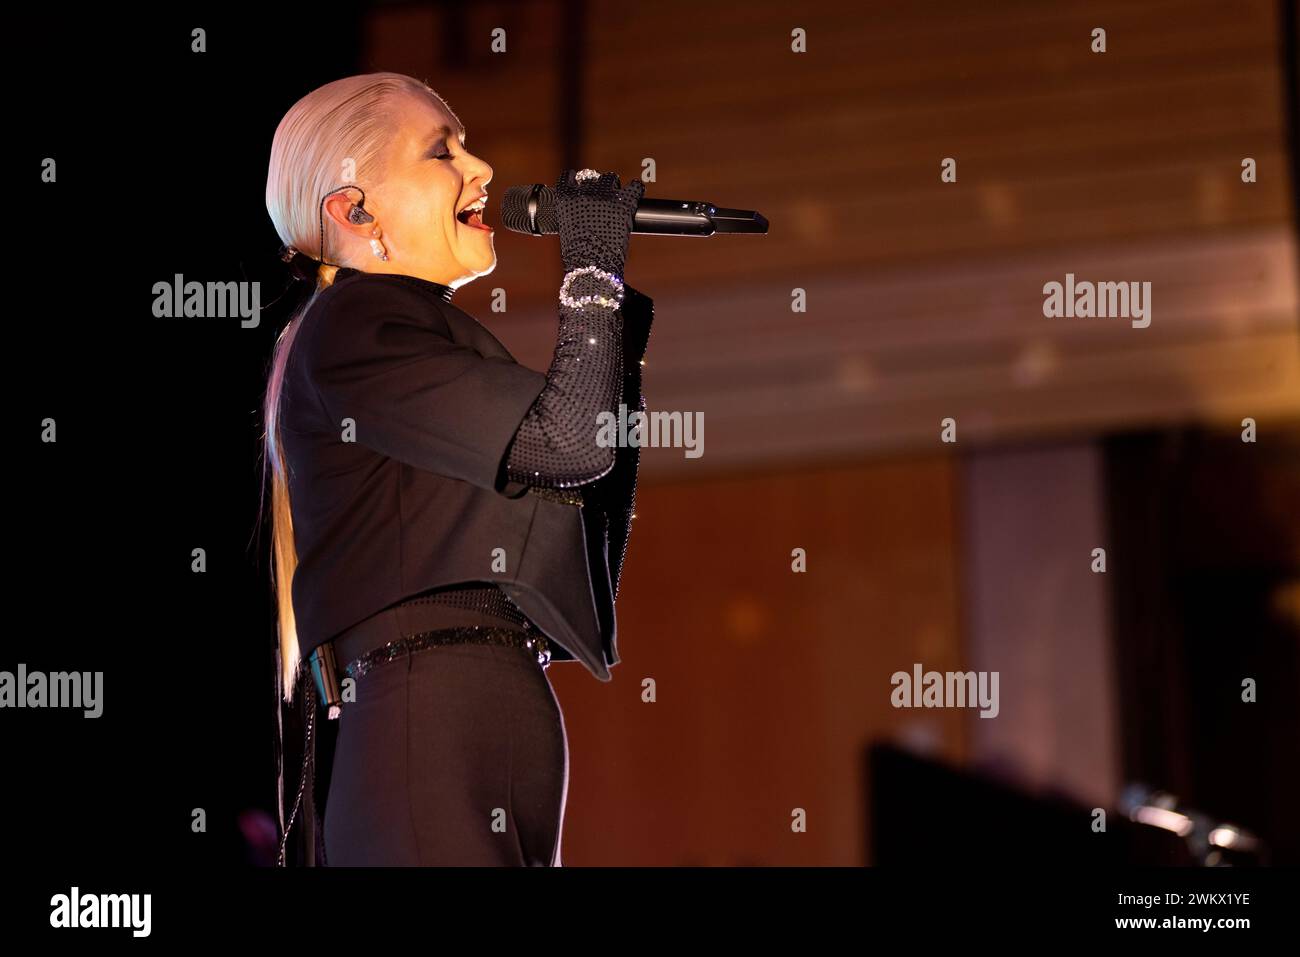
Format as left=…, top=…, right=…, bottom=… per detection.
left=560, top=265, right=625, bottom=311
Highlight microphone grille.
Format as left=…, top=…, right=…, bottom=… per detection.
left=502, top=184, right=558, bottom=235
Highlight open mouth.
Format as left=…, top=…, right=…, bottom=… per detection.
left=456, top=196, right=491, bottom=231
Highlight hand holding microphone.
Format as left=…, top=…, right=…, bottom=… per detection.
left=554, top=168, right=645, bottom=278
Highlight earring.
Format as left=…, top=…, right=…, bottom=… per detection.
left=368, top=226, right=388, bottom=262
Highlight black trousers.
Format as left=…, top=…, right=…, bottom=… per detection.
left=323, top=607, right=569, bottom=866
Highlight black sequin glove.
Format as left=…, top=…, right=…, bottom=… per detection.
left=502, top=169, right=644, bottom=488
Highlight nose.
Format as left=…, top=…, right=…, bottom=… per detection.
left=465, top=152, right=492, bottom=189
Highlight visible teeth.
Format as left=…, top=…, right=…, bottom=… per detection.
left=457, top=199, right=486, bottom=226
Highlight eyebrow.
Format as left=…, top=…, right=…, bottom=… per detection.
left=426, top=124, right=467, bottom=151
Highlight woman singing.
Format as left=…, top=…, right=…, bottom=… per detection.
left=261, top=72, right=652, bottom=866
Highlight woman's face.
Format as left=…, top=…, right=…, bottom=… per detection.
left=350, top=92, right=496, bottom=287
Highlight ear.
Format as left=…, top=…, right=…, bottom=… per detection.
left=322, top=190, right=375, bottom=239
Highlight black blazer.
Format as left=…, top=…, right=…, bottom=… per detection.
left=279, top=268, right=650, bottom=681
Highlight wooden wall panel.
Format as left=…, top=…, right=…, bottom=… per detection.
left=367, top=0, right=1297, bottom=468
left=544, top=456, right=966, bottom=865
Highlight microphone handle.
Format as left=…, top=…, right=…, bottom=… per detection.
left=632, top=198, right=719, bottom=236
left=633, top=199, right=768, bottom=236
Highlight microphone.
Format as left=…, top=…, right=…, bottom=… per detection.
left=501, top=183, right=769, bottom=237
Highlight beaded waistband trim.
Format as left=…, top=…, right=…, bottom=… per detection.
left=528, top=485, right=585, bottom=506
left=342, top=625, right=551, bottom=681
